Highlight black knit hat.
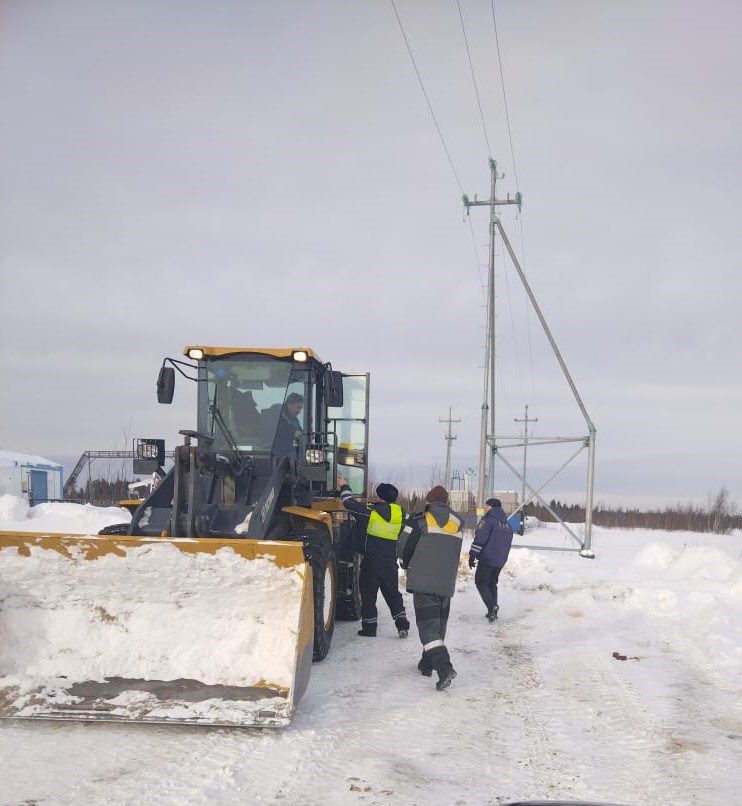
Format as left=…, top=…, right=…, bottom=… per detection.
left=426, top=485, right=448, bottom=504
left=485, top=498, right=502, bottom=507
left=376, top=483, right=399, bottom=503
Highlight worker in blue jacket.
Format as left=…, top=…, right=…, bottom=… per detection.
left=469, top=498, right=514, bottom=622
left=338, top=472, right=410, bottom=638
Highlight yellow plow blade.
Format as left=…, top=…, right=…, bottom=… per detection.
left=0, top=532, right=313, bottom=728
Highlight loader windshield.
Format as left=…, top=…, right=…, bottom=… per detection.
left=198, top=354, right=309, bottom=459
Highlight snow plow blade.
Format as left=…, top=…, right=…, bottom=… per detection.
left=0, top=532, right=314, bottom=728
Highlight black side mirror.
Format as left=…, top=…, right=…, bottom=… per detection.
left=157, top=366, right=175, bottom=404
left=327, top=370, right=344, bottom=407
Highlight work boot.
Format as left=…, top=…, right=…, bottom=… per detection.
left=357, top=627, right=377, bottom=637
left=436, top=666, right=457, bottom=691
left=426, top=644, right=454, bottom=689
left=417, top=652, right=432, bottom=677
left=487, top=604, right=499, bottom=623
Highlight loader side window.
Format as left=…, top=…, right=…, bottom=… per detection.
left=328, top=373, right=369, bottom=495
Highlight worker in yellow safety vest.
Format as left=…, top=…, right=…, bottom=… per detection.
left=337, top=472, right=411, bottom=638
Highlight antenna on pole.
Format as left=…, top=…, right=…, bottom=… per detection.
left=439, top=406, right=461, bottom=489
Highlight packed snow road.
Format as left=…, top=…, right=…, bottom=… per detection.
left=2, top=523, right=741, bottom=806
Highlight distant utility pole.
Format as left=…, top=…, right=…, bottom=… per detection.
left=514, top=404, right=538, bottom=534
left=439, top=406, right=461, bottom=489
left=463, top=159, right=522, bottom=507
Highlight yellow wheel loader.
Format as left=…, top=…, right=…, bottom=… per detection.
left=0, top=347, right=369, bottom=728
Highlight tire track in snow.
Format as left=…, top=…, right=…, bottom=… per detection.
left=526, top=636, right=696, bottom=806
left=267, top=615, right=514, bottom=806
left=496, top=577, right=742, bottom=806
left=643, top=623, right=742, bottom=803
left=0, top=721, right=267, bottom=805
left=483, top=611, right=582, bottom=803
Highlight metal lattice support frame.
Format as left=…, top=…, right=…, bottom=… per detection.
left=464, top=159, right=597, bottom=557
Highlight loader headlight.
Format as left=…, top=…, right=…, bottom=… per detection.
left=292, top=350, right=308, bottom=363
left=187, top=348, right=204, bottom=360
left=305, top=449, right=326, bottom=465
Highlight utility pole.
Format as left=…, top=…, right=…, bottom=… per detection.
left=439, top=406, right=461, bottom=489
left=463, top=159, right=522, bottom=508
left=464, top=467, right=475, bottom=515
left=514, top=404, right=538, bottom=534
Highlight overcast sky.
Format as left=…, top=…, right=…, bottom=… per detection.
left=1, top=0, right=740, bottom=509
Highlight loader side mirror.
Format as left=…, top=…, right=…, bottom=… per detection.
left=327, top=370, right=344, bottom=408
left=157, top=366, right=175, bottom=404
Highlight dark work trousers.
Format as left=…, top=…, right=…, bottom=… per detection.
left=474, top=563, right=502, bottom=612
left=413, top=591, right=453, bottom=674
left=359, top=554, right=407, bottom=633
left=413, top=592, right=450, bottom=644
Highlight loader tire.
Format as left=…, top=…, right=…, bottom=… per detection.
left=98, top=523, right=130, bottom=536
left=307, top=532, right=337, bottom=662
left=335, top=552, right=362, bottom=621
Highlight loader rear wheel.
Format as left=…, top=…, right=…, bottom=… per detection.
left=308, top=533, right=336, bottom=662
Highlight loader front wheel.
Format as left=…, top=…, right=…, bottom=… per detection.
left=98, top=523, right=130, bottom=536
left=335, top=551, right=362, bottom=621
left=308, top=533, right=336, bottom=662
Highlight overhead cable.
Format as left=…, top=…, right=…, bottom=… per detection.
left=390, top=0, right=465, bottom=195
left=457, top=0, right=492, bottom=159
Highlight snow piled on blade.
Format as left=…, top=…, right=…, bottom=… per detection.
left=0, top=537, right=307, bottom=725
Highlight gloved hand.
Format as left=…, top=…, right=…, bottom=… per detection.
left=468, top=555, right=476, bottom=569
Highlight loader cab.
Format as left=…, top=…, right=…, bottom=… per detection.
left=178, top=347, right=368, bottom=497
left=200, top=353, right=304, bottom=456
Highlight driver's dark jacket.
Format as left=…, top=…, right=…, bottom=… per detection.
left=269, top=406, right=301, bottom=458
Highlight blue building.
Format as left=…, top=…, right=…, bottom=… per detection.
left=0, top=450, right=64, bottom=505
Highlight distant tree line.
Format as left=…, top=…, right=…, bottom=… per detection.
left=69, top=475, right=741, bottom=537
left=527, top=487, right=740, bottom=535
left=395, top=485, right=741, bottom=536
left=66, top=477, right=130, bottom=508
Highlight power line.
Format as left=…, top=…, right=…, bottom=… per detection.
left=490, top=0, right=520, bottom=192
left=390, top=0, right=488, bottom=323
left=456, top=0, right=492, bottom=159
left=390, top=0, right=465, bottom=194
left=488, top=1, right=537, bottom=414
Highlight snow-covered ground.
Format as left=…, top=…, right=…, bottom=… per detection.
left=1, top=495, right=741, bottom=806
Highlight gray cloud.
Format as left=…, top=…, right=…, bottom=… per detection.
left=2, top=0, right=741, bottom=508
